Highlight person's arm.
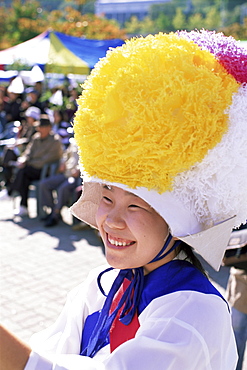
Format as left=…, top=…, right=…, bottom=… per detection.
left=19, top=135, right=36, bottom=164
left=0, top=324, right=31, bottom=370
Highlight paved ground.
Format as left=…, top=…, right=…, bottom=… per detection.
left=0, top=194, right=106, bottom=341
left=0, top=193, right=246, bottom=368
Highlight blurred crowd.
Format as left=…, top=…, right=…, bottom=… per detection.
left=0, top=75, right=79, bottom=145
left=0, top=75, right=87, bottom=231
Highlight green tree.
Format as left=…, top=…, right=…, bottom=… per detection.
left=149, top=2, right=177, bottom=20
left=155, top=13, right=173, bottom=32
left=187, top=12, right=204, bottom=30
left=227, top=0, right=247, bottom=11
left=172, top=8, right=187, bottom=30
left=204, top=7, right=221, bottom=29
left=125, top=16, right=156, bottom=36
left=124, top=16, right=141, bottom=35
left=191, top=0, right=217, bottom=14
left=125, top=0, right=246, bottom=36
left=4, top=0, right=46, bottom=45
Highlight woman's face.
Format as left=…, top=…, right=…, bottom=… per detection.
left=96, top=185, right=174, bottom=273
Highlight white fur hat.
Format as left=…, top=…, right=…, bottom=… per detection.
left=71, top=30, right=247, bottom=270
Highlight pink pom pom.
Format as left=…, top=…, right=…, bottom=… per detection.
left=178, top=30, right=247, bottom=84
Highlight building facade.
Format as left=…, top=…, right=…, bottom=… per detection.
left=95, top=0, right=171, bottom=25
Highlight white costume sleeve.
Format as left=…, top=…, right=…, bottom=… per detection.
left=24, top=267, right=238, bottom=370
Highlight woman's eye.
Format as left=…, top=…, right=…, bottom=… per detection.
left=103, top=196, right=112, bottom=203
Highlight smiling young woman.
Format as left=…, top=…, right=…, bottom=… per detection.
left=1, top=30, right=247, bottom=370
left=96, top=185, right=172, bottom=272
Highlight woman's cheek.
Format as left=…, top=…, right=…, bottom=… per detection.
left=95, top=207, right=103, bottom=228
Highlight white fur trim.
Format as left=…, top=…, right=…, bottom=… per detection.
left=172, top=84, right=247, bottom=228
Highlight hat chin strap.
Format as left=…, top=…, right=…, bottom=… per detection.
left=81, top=234, right=181, bottom=358
left=149, top=233, right=181, bottom=263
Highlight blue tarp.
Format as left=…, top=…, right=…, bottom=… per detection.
left=55, top=31, right=124, bottom=70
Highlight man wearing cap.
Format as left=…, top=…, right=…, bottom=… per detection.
left=1, top=106, right=41, bottom=191
left=8, top=115, right=63, bottom=216
left=20, top=106, right=41, bottom=141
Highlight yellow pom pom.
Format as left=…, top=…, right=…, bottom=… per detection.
left=74, top=33, right=239, bottom=193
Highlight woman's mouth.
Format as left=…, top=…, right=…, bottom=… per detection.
left=107, top=234, right=135, bottom=249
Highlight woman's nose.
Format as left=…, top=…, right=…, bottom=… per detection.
left=104, top=209, right=126, bottom=229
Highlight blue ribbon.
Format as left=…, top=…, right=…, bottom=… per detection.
left=81, top=233, right=181, bottom=357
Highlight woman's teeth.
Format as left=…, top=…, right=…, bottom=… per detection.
left=108, top=237, right=133, bottom=247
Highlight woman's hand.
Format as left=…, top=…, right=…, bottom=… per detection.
left=0, top=324, right=31, bottom=370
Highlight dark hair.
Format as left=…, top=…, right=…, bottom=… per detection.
left=39, top=115, right=51, bottom=127
left=179, top=242, right=208, bottom=277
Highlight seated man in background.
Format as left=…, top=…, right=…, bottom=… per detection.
left=18, top=106, right=40, bottom=143
left=1, top=106, right=41, bottom=190
left=39, top=138, right=81, bottom=227
left=8, top=115, right=63, bottom=216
